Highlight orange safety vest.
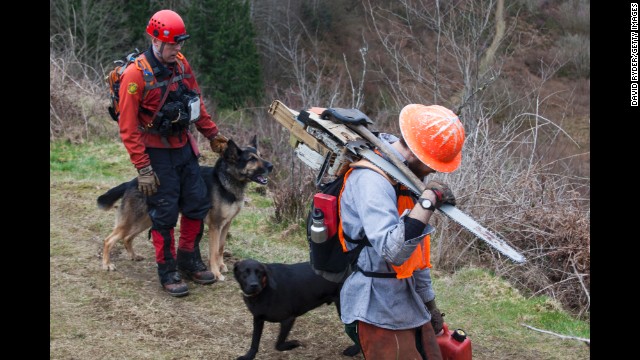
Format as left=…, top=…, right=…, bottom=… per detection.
left=337, top=160, right=431, bottom=279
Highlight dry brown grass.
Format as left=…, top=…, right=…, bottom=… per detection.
left=429, top=120, right=590, bottom=319
left=50, top=179, right=353, bottom=360
left=51, top=174, right=590, bottom=360
left=50, top=52, right=114, bottom=143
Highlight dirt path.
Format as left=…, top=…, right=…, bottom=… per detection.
left=50, top=180, right=589, bottom=360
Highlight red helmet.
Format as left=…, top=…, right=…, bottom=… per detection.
left=399, top=104, right=465, bottom=173
left=146, top=10, right=190, bottom=43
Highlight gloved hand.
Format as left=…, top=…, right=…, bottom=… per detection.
left=137, top=165, right=160, bottom=196
left=210, top=133, right=229, bottom=154
left=425, top=180, right=456, bottom=207
left=425, top=299, right=445, bottom=334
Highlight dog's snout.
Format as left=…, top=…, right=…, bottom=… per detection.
left=264, top=161, right=273, bottom=173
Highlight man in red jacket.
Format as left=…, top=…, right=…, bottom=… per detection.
left=117, top=9, right=228, bottom=297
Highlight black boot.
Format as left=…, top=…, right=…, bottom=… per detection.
left=177, top=249, right=216, bottom=285
left=152, top=228, right=189, bottom=297
left=157, top=259, right=189, bottom=297
left=177, top=218, right=216, bottom=284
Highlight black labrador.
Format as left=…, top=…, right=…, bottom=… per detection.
left=233, top=259, right=360, bottom=360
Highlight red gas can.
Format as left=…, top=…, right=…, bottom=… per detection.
left=437, top=323, right=472, bottom=360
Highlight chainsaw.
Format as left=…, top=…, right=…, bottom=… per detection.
left=268, top=100, right=526, bottom=264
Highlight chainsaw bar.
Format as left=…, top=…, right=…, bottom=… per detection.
left=436, top=204, right=526, bottom=263
left=354, top=146, right=526, bottom=264
left=267, top=100, right=526, bottom=264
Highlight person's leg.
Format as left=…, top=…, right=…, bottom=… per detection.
left=176, top=143, right=215, bottom=284
left=357, top=321, right=422, bottom=360
left=146, top=148, right=187, bottom=297
left=177, top=216, right=215, bottom=284
left=343, top=322, right=362, bottom=356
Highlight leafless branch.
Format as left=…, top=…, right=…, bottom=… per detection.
left=521, top=323, right=590, bottom=346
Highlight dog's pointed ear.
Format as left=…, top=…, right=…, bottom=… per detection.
left=251, top=134, right=257, bottom=149
left=224, top=139, right=240, bottom=162
left=263, top=264, right=277, bottom=290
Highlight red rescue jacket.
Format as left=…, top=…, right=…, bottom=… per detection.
left=117, top=51, right=218, bottom=170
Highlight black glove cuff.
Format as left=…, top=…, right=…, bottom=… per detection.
left=404, top=217, right=426, bottom=240
left=425, top=299, right=437, bottom=310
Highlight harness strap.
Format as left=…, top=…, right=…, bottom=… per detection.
left=355, top=264, right=397, bottom=278
left=134, top=56, right=156, bottom=99
left=146, top=74, right=186, bottom=90
left=137, top=49, right=191, bottom=143
left=142, top=49, right=187, bottom=86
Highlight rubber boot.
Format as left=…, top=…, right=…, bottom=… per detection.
left=152, top=228, right=189, bottom=297
left=177, top=217, right=216, bottom=284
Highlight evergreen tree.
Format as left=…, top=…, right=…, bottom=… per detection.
left=186, top=0, right=263, bottom=110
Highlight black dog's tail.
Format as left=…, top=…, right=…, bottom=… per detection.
left=97, top=180, right=136, bottom=210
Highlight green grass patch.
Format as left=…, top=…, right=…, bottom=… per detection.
left=50, top=140, right=132, bottom=182
left=435, top=267, right=589, bottom=342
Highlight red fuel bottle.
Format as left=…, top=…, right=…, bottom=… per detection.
left=313, top=193, right=337, bottom=238
left=437, top=323, right=472, bottom=360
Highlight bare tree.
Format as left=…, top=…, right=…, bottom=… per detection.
left=363, top=0, right=589, bottom=317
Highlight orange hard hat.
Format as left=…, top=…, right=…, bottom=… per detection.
left=399, top=104, right=465, bottom=173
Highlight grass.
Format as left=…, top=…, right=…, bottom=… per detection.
left=436, top=268, right=589, bottom=339
left=50, top=140, right=590, bottom=359
left=50, top=140, right=133, bottom=182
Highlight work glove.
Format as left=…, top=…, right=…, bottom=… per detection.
left=425, top=180, right=456, bottom=208
left=137, top=165, right=160, bottom=196
left=210, top=133, right=229, bottom=154
left=425, top=299, right=445, bottom=335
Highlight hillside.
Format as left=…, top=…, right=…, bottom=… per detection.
left=50, top=1, right=590, bottom=357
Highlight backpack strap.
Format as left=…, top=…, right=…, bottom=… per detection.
left=140, top=49, right=189, bottom=93
left=134, top=56, right=156, bottom=99
left=340, top=164, right=400, bottom=279
left=349, top=159, right=398, bottom=185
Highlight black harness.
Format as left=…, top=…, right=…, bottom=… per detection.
left=138, top=48, right=198, bottom=141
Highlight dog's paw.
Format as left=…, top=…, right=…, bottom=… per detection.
left=217, top=274, right=226, bottom=281
left=276, top=340, right=301, bottom=351
left=102, top=263, right=117, bottom=271
left=342, top=344, right=361, bottom=357
left=237, top=349, right=258, bottom=360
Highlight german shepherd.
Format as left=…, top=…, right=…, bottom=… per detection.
left=97, top=136, right=273, bottom=281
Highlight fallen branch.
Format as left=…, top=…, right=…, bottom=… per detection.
left=520, top=324, right=590, bottom=346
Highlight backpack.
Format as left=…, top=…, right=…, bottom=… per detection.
left=307, top=160, right=414, bottom=283
left=306, top=173, right=371, bottom=283
left=105, top=48, right=155, bottom=121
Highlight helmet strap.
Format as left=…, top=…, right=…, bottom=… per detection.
left=152, top=41, right=169, bottom=66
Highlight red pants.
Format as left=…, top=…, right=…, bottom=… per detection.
left=358, top=321, right=443, bottom=360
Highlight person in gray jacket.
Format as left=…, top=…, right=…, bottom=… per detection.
left=339, top=104, right=465, bottom=359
